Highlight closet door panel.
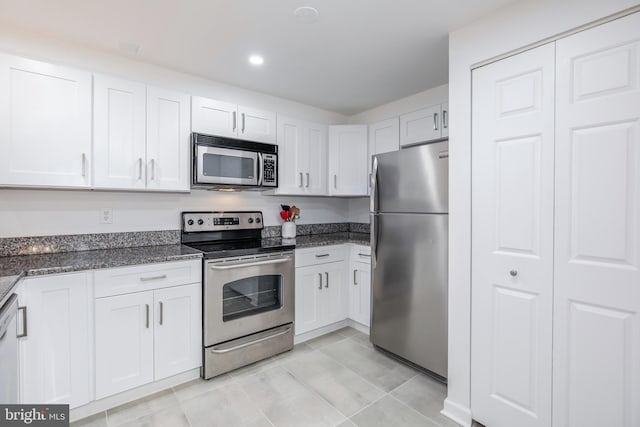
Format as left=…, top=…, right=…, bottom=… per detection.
left=554, top=12, right=640, bottom=427
left=471, top=43, right=555, bottom=427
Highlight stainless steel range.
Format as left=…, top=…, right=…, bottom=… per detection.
left=180, top=211, right=295, bottom=379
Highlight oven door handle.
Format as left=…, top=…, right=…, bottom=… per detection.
left=209, top=325, right=293, bottom=354
left=208, top=257, right=291, bottom=270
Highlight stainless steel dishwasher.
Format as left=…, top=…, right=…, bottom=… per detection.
left=0, top=294, right=19, bottom=403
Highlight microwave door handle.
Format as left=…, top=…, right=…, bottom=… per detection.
left=257, top=152, right=264, bottom=186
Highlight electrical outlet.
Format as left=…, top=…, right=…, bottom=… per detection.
left=100, top=208, right=113, bottom=224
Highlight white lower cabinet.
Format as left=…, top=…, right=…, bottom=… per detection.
left=18, top=272, right=92, bottom=408
left=349, top=246, right=371, bottom=327
left=295, top=244, right=371, bottom=335
left=94, top=261, right=201, bottom=399
left=295, top=246, right=348, bottom=335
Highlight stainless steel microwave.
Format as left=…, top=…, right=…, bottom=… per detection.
left=192, top=133, right=278, bottom=190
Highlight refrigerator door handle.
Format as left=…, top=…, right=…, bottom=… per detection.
left=371, top=213, right=378, bottom=270
left=370, top=156, right=379, bottom=213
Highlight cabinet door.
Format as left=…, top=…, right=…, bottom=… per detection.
left=294, top=265, right=323, bottom=335
left=95, top=291, right=154, bottom=399
left=0, top=54, right=92, bottom=187
left=399, top=105, right=441, bottom=146
left=276, top=116, right=306, bottom=195
left=322, top=261, right=348, bottom=326
left=304, top=122, right=328, bottom=195
left=238, top=105, right=276, bottom=143
left=471, top=43, right=555, bottom=427
left=18, top=272, right=91, bottom=408
left=146, top=86, right=190, bottom=191
left=154, top=283, right=201, bottom=380
left=191, top=96, right=236, bottom=138
left=93, top=75, right=146, bottom=189
left=349, top=261, right=371, bottom=327
left=368, top=118, right=400, bottom=194
left=554, top=13, right=640, bottom=427
left=328, top=125, right=368, bottom=196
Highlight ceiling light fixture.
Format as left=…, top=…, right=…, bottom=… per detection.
left=293, top=6, right=319, bottom=24
left=249, top=55, right=264, bottom=66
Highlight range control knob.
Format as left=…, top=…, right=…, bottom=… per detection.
left=248, top=218, right=254, bottom=224
left=197, top=219, right=204, bottom=225
left=255, top=217, right=261, bottom=224
left=187, top=219, right=194, bottom=226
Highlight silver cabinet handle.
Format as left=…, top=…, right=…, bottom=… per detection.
left=315, top=253, right=330, bottom=258
left=510, top=270, right=518, bottom=277
left=140, top=274, right=167, bottom=282
left=353, top=269, right=358, bottom=285
left=159, top=302, right=164, bottom=326
left=81, top=153, right=87, bottom=177
left=232, top=111, right=237, bottom=132
left=17, top=306, right=27, bottom=338
left=325, top=272, right=329, bottom=288
left=433, top=113, right=439, bottom=131
left=306, top=172, right=310, bottom=188
left=299, top=172, right=303, bottom=188
left=358, top=253, right=371, bottom=257
left=138, top=158, right=143, bottom=180
left=334, top=174, right=337, bottom=189
left=443, top=110, right=448, bottom=129
left=145, top=304, right=150, bottom=329
left=150, top=159, right=156, bottom=181
left=241, top=113, right=246, bottom=133
left=318, top=273, right=323, bottom=290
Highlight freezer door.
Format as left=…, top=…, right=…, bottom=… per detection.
left=370, top=212, right=448, bottom=378
left=371, top=141, right=448, bottom=214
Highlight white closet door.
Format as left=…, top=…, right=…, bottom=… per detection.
left=554, top=12, right=640, bottom=427
left=471, top=43, right=555, bottom=427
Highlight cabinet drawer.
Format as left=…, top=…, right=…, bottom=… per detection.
left=350, top=244, right=371, bottom=263
left=295, top=245, right=346, bottom=268
left=94, top=260, right=201, bottom=298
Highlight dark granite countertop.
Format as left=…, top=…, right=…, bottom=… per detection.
left=292, top=232, right=370, bottom=248
left=0, top=244, right=202, bottom=307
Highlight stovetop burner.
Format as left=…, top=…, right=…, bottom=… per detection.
left=180, top=211, right=294, bottom=259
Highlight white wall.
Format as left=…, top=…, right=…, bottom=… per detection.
left=446, top=1, right=640, bottom=425
left=0, top=24, right=353, bottom=238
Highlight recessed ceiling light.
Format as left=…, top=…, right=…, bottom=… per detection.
left=293, top=6, right=319, bottom=24
left=249, top=55, right=264, bottom=66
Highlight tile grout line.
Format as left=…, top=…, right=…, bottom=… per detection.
left=386, top=393, right=443, bottom=427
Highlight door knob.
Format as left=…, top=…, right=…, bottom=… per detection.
left=510, top=270, right=518, bottom=277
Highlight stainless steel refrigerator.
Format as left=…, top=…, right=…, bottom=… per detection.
left=370, top=141, right=448, bottom=380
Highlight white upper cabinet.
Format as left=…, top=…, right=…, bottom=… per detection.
left=145, top=86, right=190, bottom=191
left=93, top=75, right=190, bottom=192
left=328, top=125, right=368, bottom=196
left=0, top=53, right=92, bottom=188
left=191, top=96, right=276, bottom=143
left=368, top=117, right=400, bottom=194
left=275, top=115, right=327, bottom=195
left=399, top=103, right=448, bottom=146
left=93, top=75, right=147, bottom=189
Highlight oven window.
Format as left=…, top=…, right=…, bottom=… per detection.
left=222, top=275, right=282, bottom=321
left=203, top=153, right=255, bottom=179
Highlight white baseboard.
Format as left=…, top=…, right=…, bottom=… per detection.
left=441, top=398, right=473, bottom=427
left=294, top=319, right=350, bottom=344
left=345, top=319, right=370, bottom=335
left=70, top=368, right=200, bottom=422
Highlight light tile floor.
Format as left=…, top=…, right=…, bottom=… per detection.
left=72, top=327, right=459, bottom=427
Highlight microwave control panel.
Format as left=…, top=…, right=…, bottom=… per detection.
left=262, top=154, right=277, bottom=187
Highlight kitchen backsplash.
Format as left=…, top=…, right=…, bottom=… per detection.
left=0, top=223, right=370, bottom=257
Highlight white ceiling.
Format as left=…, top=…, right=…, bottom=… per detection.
left=0, top=0, right=515, bottom=115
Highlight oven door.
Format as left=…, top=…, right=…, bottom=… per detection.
left=204, top=252, right=294, bottom=346
left=196, top=145, right=259, bottom=186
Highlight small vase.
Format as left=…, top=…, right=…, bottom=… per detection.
left=281, top=222, right=296, bottom=239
